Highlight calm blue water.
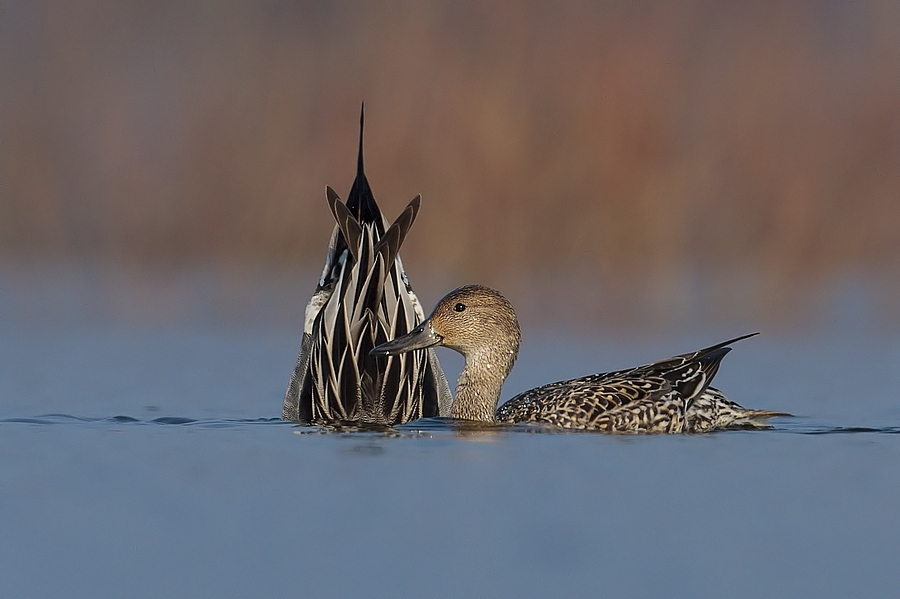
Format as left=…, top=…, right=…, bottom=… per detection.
left=2, top=318, right=900, bottom=598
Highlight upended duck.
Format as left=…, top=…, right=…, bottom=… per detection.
left=282, top=108, right=451, bottom=424
left=371, top=285, right=787, bottom=433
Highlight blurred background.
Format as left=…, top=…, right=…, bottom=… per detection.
left=4, top=9, right=900, bottom=596
left=2, top=0, right=899, bottom=334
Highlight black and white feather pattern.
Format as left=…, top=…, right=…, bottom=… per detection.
left=282, top=108, right=450, bottom=423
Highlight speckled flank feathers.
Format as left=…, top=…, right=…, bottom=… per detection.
left=282, top=107, right=451, bottom=424
left=685, top=387, right=789, bottom=433
left=372, top=285, right=787, bottom=433
left=496, top=337, right=784, bottom=433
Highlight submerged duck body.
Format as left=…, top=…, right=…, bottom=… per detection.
left=371, top=285, right=786, bottom=433
left=282, top=109, right=451, bottom=424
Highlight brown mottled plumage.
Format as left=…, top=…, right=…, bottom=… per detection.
left=371, top=285, right=787, bottom=433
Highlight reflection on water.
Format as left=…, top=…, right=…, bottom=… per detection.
left=4, top=413, right=900, bottom=436
left=3, top=403, right=900, bottom=599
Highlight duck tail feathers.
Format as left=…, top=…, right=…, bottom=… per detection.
left=345, top=102, right=383, bottom=227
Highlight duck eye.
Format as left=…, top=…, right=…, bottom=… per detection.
left=453, top=303, right=466, bottom=312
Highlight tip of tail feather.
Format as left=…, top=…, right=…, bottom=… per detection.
left=747, top=410, right=793, bottom=419
left=700, top=332, right=759, bottom=356
left=346, top=102, right=382, bottom=226
left=357, top=102, right=365, bottom=175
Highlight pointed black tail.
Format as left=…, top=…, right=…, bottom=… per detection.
left=345, top=102, right=383, bottom=227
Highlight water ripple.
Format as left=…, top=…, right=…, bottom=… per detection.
left=772, top=422, right=900, bottom=435
left=0, top=414, right=286, bottom=428
left=2, top=414, right=900, bottom=435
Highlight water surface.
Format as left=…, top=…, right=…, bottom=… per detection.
left=2, top=325, right=899, bottom=598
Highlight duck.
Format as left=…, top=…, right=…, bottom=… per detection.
left=370, top=285, right=787, bottom=432
left=282, top=107, right=451, bottom=424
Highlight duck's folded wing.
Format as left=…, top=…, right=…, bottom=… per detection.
left=498, top=375, right=688, bottom=431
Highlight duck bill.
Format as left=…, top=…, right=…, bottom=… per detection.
left=371, top=321, right=443, bottom=356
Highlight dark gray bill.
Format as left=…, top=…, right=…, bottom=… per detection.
left=370, top=321, right=443, bottom=356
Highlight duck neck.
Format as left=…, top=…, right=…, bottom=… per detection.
left=450, top=347, right=517, bottom=422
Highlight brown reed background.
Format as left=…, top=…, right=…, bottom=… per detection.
left=2, top=0, right=899, bottom=329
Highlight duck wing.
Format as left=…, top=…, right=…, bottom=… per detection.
left=497, top=333, right=757, bottom=432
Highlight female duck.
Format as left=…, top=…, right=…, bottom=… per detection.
left=371, top=285, right=785, bottom=433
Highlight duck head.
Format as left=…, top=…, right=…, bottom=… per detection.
left=372, top=285, right=521, bottom=360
